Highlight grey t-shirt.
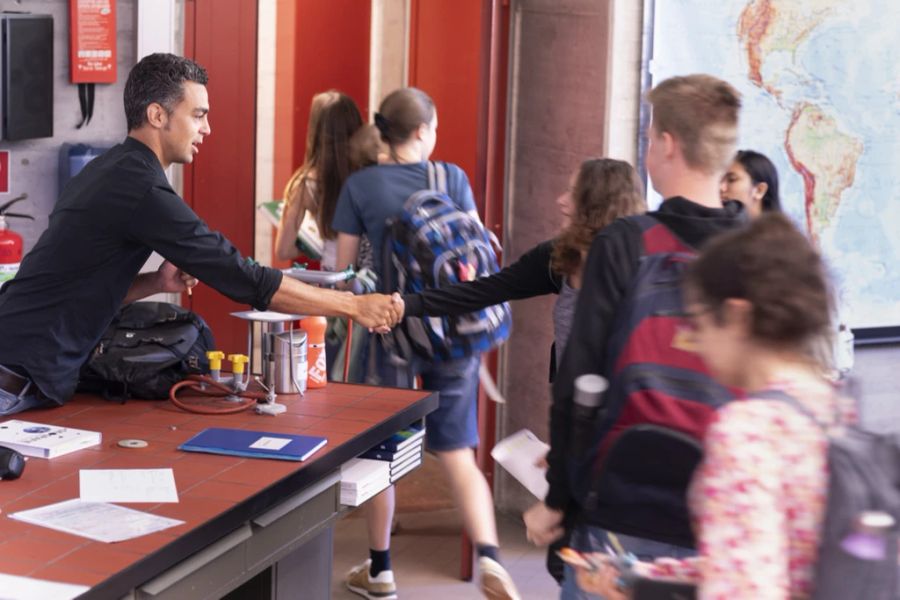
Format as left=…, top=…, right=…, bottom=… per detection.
left=553, top=279, right=579, bottom=367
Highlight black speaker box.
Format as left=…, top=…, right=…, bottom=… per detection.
left=1, top=13, right=54, bottom=141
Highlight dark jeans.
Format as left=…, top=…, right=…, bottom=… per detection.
left=0, top=364, right=49, bottom=416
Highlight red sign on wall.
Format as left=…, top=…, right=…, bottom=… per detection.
left=0, top=151, right=9, bottom=194
left=69, top=0, right=117, bottom=84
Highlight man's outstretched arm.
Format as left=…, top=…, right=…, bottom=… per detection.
left=269, top=276, right=403, bottom=330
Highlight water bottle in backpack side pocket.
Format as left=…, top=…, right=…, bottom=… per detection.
left=840, top=511, right=895, bottom=561
left=571, top=374, right=608, bottom=458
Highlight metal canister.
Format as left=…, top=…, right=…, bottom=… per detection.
left=272, top=330, right=307, bottom=395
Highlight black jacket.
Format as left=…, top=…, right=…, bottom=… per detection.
left=0, top=137, right=282, bottom=404
left=545, top=197, right=747, bottom=512
left=403, top=239, right=562, bottom=318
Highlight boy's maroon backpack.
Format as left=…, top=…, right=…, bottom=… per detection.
left=570, top=215, right=736, bottom=547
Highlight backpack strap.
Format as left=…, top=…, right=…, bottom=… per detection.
left=752, top=388, right=841, bottom=432
left=427, top=161, right=449, bottom=194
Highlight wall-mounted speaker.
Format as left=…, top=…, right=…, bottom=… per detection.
left=1, top=13, right=54, bottom=141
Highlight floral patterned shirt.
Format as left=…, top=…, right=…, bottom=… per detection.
left=647, top=377, right=849, bottom=599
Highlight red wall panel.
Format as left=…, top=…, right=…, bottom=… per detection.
left=183, top=0, right=258, bottom=355
left=409, top=0, right=485, bottom=209
left=291, top=0, right=372, bottom=168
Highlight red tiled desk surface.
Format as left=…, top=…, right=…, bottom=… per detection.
left=0, top=383, right=437, bottom=599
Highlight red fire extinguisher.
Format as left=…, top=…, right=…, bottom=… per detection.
left=0, top=194, right=34, bottom=290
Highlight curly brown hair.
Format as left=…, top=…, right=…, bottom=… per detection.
left=684, top=213, right=833, bottom=348
left=550, top=158, right=646, bottom=277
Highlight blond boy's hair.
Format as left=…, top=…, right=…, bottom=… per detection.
left=647, top=75, right=741, bottom=175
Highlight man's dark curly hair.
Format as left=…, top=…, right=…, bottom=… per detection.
left=124, top=53, right=209, bottom=131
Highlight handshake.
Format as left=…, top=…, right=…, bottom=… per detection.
left=350, top=292, right=406, bottom=332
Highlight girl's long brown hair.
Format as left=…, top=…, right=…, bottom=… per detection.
left=283, top=91, right=363, bottom=240
left=550, top=158, right=646, bottom=277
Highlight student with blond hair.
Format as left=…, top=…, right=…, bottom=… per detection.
left=524, top=74, right=747, bottom=598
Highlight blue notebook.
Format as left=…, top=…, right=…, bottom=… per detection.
left=372, top=424, right=425, bottom=453
left=179, top=428, right=327, bottom=462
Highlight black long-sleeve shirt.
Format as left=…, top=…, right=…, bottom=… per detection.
left=402, top=240, right=563, bottom=317
left=545, top=197, right=746, bottom=512
left=0, top=137, right=282, bottom=405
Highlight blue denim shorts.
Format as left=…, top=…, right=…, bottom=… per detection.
left=366, top=342, right=481, bottom=452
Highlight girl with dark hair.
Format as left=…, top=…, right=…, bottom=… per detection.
left=332, top=87, right=518, bottom=600
left=720, top=149, right=781, bottom=218
left=275, top=91, right=366, bottom=268
left=573, top=213, right=854, bottom=599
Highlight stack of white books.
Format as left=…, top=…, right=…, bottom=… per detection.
left=359, top=425, right=425, bottom=484
left=0, top=420, right=101, bottom=459
left=340, top=458, right=390, bottom=507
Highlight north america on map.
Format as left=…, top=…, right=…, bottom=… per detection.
left=649, top=0, right=900, bottom=330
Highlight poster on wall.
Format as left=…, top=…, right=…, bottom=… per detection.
left=642, top=0, right=900, bottom=341
left=69, top=0, right=117, bottom=84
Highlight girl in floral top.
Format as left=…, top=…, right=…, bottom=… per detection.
left=576, top=213, right=847, bottom=599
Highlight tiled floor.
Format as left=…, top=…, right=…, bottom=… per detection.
left=332, top=508, right=560, bottom=599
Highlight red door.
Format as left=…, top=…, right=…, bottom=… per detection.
left=408, top=0, right=511, bottom=580
left=182, top=0, right=258, bottom=356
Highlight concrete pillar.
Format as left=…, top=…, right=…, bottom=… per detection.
left=496, top=0, right=614, bottom=513
left=369, top=0, right=409, bottom=113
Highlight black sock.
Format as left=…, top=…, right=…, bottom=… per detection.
left=369, top=549, right=391, bottom=577
left=476, top=544, right=500, bottom=563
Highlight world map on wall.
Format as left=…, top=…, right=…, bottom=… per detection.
left=647, top=0, right=900, bottom=332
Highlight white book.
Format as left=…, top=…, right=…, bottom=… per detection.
left=490, top=429, right=550, bottom=500
left=341, top=458, right=390, bottom=487
left=341, top=474, right=390, bottom=493
left=341, top=481, right=391, bottom=506
left=0, top=420, right=101, bottom=459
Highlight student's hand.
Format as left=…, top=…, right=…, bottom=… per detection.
left=534, top=450, right=549, bottom=469
left=371, top=294, right=405, bottom=333
left=156, top=261, right=198, bottom=294
left=353, top=293, right=403, bottom=330
left=575, top=557, right=627, bottom=599
left=523, top=502, right=565, bottom=546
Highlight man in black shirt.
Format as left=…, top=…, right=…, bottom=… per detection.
left=524, top=75, right=746, bottom=585
left=0, top=54, right=401, bottom=415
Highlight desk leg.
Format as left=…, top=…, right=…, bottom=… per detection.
left=273, top=525, right=334, bottom=599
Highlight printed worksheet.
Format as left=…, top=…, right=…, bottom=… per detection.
left=9, top=499, right=184, bottom=542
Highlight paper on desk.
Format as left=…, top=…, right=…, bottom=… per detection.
left=490, top=429, right=550, bottom=500
left=79, top=468, right=179, bottom=503
left=0, top=573, right=88, bottom=600
left=9, top=499, right=184, bottom=543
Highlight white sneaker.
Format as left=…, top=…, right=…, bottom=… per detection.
left=478, top=556, right=521, bottom=600
left=346, top=559, right=398, bottom=600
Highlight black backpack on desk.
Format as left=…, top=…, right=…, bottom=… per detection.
left=78, top=301, right=215, bottom=400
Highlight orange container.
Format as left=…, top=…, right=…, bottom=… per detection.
left=300, top=316, right=328, bottom=388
